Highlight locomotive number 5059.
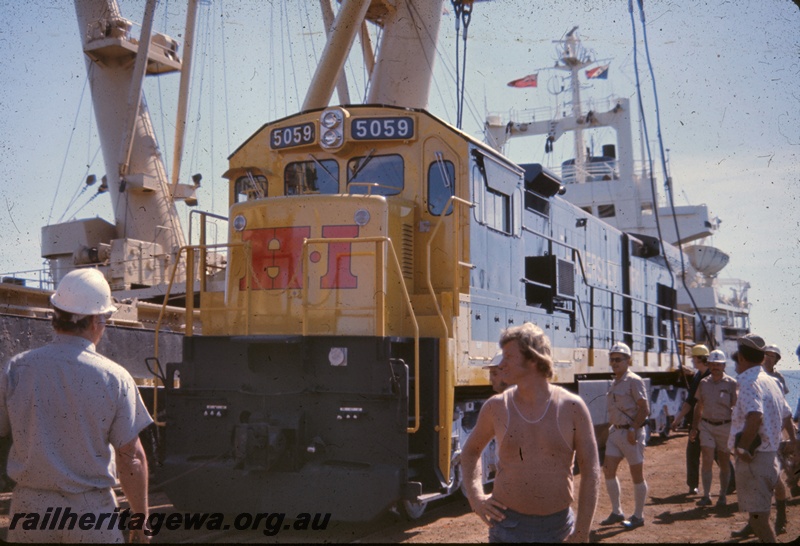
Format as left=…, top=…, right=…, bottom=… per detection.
left=351, top=117, right=414, bottom=141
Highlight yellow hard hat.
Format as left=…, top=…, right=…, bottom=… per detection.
left=691, top=344, right=709, bottom=357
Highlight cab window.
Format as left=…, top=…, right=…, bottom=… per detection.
left=347, top=154, right=403, bottom=196
left=234, top=174, right=268, bottom=202
left=428, top=159, right=455, bottom=215
left=284, top=160, right=339, bottom=195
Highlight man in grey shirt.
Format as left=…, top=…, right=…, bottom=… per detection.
left=0, top=269, right=153, bottom=543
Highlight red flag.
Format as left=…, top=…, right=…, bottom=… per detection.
left=586, top=65, right=609, bottom=80
left=507, top=73, right=538, bottom=88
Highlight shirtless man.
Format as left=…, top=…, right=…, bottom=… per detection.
left=462, top=323, right=601, bottom=543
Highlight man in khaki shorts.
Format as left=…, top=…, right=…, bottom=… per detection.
left=600, top=342, right=649, bottom=530
left=690, top=349, right=736, bottom=508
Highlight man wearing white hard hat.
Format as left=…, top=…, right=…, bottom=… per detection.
left=483, top=350, right=509, bottom=394
left=0, top=268, right=153, bottom=543
left=599, top=342, right=649, bottom=530
left=763, top=345, right=788, bottom=396
left=762, top=344, right=790, bottom=535
left=689, top=349, right=736, bottom=508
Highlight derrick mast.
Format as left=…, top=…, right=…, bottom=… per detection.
left=42, top=0, right=197, bottom=297
left=303, top=0, right=443, bottom=111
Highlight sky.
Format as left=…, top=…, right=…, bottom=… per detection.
left=0, top=0, right=798, bottom=370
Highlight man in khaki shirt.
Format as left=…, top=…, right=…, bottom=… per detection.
left=690, top=349, right=736, bottom=508
left=600, top=342, right=649, bottom=530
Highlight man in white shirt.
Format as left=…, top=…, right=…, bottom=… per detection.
left=728, top=334, right=797, bottom=543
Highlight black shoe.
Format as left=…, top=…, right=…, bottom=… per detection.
left=622, top=515, right=645, bottom=529
left=688, top=487, right=698, bottom=495
left=696, top=496, right=712, bottom=507
left=599, top=512, right=626, bottom=526
left=731, top=524, right=753, bottom=538
left=775, top=522, right=786, bottom=536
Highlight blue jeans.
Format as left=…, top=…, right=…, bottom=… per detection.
left=488, top=506, right=574, bottom=543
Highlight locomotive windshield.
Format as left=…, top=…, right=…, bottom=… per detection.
left=347, top=154, right=404, bottom=195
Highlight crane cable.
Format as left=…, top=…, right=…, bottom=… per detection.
left=451, top=0, right=473, bottom=129
left=632, top=0, right=715, bottom=350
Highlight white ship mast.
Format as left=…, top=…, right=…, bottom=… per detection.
left=556, top=26, right=591, bottom=183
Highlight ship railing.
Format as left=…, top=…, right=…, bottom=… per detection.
left=301, top=235, right=421, bottom=434
left=489, top=96, right=627, bottom=127
left=559, top=163, right=619, bottom=184
left=0, top=268, right=54, bottom=291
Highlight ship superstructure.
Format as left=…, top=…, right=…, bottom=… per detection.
left=484, top=28, right=750, bottom=360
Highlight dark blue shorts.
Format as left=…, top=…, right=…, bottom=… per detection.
left=488, top=506, right=574, bottom=543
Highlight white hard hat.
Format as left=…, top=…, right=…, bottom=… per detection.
left=764, top=344, right=781, bottom=359
left=50, top=269, right=117, bottom=317
left=707, top=349, right=726, bottom=363
left=609, top=342, right=631, bottom=356
left=483, top=350, right=503, bottom=369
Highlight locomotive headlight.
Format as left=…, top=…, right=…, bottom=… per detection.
left=319, top=108, right=348, bottom=149
left=321, top=110, right=341, bottom=129
left=233, top=214, right=247, bottom=232
left=321, top=129, right=342, bottom=148
left=354, top=208, right=370, bottom=226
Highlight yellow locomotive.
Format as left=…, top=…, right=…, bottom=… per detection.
left=157, top=104, right=687, bottom=521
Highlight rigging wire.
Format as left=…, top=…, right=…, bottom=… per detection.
left=457, top=2, right=472, bottom=130
left=280, top=4, right=289, bottom=114
left=282, top=1, right=301, bottom=111
left=635, top=0, right=714, bottom=349
left=268, top=4, right=277, bottom=119
left=207, top=0, right=218, bottom=213
left=156, top=1, right=172, bottom=179
left=627, top=0, right=685, bottom=371
left=300, top=1, right=317, bottom=96
left=451, top=0, right=462, bottom=126
left=49, top=68, right=92, bottom=225
left=219, top=0, right=232, bottom=214
left=58, top=147, right=103, bottom=223
left=450, top=0, right=473, bottom=129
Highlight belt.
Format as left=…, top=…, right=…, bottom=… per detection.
left=702, top=418, right=731, bottom=426
left=613, top=424, right=634, bottom=429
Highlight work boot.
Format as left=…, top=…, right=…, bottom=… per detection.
left=775, top=500, right=787, bottom=535
left=730, top=523, right=753, bottom=538
left=696, top=496, right=712, bottom=507
left=599, top=512, right=625, bottom=526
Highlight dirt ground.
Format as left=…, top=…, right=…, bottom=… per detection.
left=0, top=431, right=797, bottom=543
left=362, top=431, right=800, bottom=544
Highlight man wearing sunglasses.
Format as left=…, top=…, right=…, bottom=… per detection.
left=0, top=268, right=153, bottom=543
left=600, top=342, right=650, bottom=530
